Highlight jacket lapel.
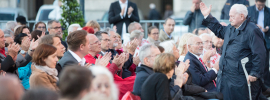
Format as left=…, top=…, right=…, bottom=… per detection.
left=187, top=52, right=207, bottom=73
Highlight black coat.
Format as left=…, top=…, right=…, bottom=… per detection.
left=122, top=53, right=134, bottom=78
left=248, top=5, right=270, bottom=50
left=183, top=10, right=205, bottom=32
left=148, top=9, right=161, bottom=20
left=184, top=52, right=217, bottom=92
left=220, top=0, right=249, bottom=20
left=141, top=72, right=171, bottom=100
left=202, top=14, right=266, bottom=100
left=133, top=64, right=154, bottom=96
left=108, top=1, right=140, bottom=36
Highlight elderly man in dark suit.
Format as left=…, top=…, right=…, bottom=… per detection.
left=184, top=36, right=219, bottom=92
left=200, top=2, right=266, bottom=99
left=108, top=0, right=140, bottom=36
left=59, top=30, right=90, bottom=68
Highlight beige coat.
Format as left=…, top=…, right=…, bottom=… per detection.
left=158, top=29, right=174, bottom=42
left=29, top=64, right=59, bottom=91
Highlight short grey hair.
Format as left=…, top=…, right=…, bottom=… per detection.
left=130, top=30, right=143, bottom=41
left=199, top=33, right=212, bottom=40
left=4, top=34, right=11, bottom=38
left=104, top=27, right=115, bottom=34
left=128, top=22, right=140, bottom=33
left=139, top=44, right=157, bottom=64
left=68, top=24, right=81, bottom=35
left=3, top=29, right=14, bottom=37
left=47, top=20, right=60, bottom=28
left=231, top=4, right=248, bottom=17
left=5, top=21, right=17, bottom=31
left=160, top=40, right=175, bottom=54
left=94, top=31, right=109, bottom=41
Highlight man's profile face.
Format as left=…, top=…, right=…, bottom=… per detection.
left=49, top=22, right=63, bottom=38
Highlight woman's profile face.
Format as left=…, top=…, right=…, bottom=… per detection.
left=91, top=74, right=111, bottom=97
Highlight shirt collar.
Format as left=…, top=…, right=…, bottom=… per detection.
left=163, top=29, right=172, bottom=39
left=119, top=0, right=128, bottom=4
left=68, top=50, right=86, bottom=66
left=256, top=6, right=264, bottom=11
left=190, top=52, right=200, bottom=60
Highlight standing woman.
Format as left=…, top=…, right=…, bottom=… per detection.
left=30, top=44, right=59, bottom=91
left=141, top=53, right=184, bottom=100
left=34, top=22, right=47, bottom=32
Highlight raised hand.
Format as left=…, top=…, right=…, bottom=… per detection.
left=191, top=3, right=196, bottom=12
left=121, top=6, right=126, bottom=16
left=8, top=43, right=20, bottom=62
left=95, top=52, right=111, bottom=67
left=126, top=39, right=139, bottom=55
left=128, top=6, right=134, bottom=15
left=133, top=54, right=140, bottom=66
left=200, top=2, right=212, bottom=17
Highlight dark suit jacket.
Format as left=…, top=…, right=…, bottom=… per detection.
left=248, top=5, right=270, bottom=50
left=108, top=1, right=140, bottom=36
left=184, top=52, right=217, bottom=92
left=58, top=51, right=78, bottom=68
left=148, top=9, right=161, bottom=20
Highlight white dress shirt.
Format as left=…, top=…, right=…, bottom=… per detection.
left=119, top=0, right=132, bottom=38
left=68, top=50, right=86, bottom=66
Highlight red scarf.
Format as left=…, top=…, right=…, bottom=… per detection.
left=0, top=48, right=6, bottom=57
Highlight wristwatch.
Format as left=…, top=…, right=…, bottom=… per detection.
left=20, top=50, right=26, bottom=54
left=207, top=60, right=210, bottom=63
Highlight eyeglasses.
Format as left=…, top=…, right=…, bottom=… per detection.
left=90, top=40, right=100, bottom=45
left=51, top=27, right=62, bottom=30
left=203, top=41, right=213, bottom=44
left=101, top=39, right=111, bottom=42
left=151, top=33, right=159, bottom=35
left=190, top=42, right=203, bottom=46
left=37, top=26, right=46, bottom=29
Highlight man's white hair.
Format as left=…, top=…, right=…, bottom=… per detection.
left=199, top=33, right=212, bottom=40
left=89, top=66, right=118, bottom=100
left=5, top=21, right=17, bottom=31
left=149, top=3, right=156, bottom=9
left=160, top=40, right=175, bottom=54
left=231, top=4, right=248, bottom=17
left=130, top=30, right=143, bottom=41
left=139, top=44, right=157, bottom=64
left=68, top=24, right=81, bottom=35
left=128, top=22, right=140, bottom=33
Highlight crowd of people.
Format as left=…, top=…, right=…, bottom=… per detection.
left=0, top=0, right=270, bottom=100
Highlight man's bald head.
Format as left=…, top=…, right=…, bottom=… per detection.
left=0, top=74, right=24, bottom=100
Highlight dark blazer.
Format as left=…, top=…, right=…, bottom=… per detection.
left=148, top=9, right=161, bottom=20
left=133, top=64, right=154, bottom=96
left=202, top=14, right=266, bottom=100
left=108, top=1, right=140, bottom=36
left=58, top=51, right=78, bottom=68
left=141, top=72, right=171, bottom=100
left=184, top=52, right=217, bottom=92
left=220, top=0, right=249, bottom=20
left=248, top=5, right=270, bottom=50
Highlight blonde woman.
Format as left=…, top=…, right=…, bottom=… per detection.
left=177, top=33, right=196, bottom=62
left=85, top=20, right=101, bottom=33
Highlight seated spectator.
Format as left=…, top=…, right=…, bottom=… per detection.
left=14, top=33, right=31, bottom=65
left=115, top=33, right=123, bottom=55
left=59, top=30, right=90, bottom=67
left=159, top=40, right=179, bottom=61
left=14, top=25, right=31, bottom=39
left=130, top=30, right=144, bottom=57
left=133, top=44, right=161, bottom=96
left=4, top=34, right=14, bottom=47
left=95, top=31, right=111, bottom=56
left=141, top=53, right=185, bottom=100
left=31, top=30, right=43, bottom=40
left=106, top=28, right=120, bottom=59
left=177, top=33, right=196, bottom=62
left=34, top=22, right=47, bottom=32
left=30, top=44, right=59, bottom=91
left=89, top=66, right=119, bottom=100
left=47, top=20, right=68, bottom=49
left=147, top=26, right=160, bottom=45
left=68, top=24, right=81, bottom=36
left=82, top=26, right=95, bottom=34
left=3, top=29, right=14, bottom=39
left=199, top=33, right=220, bottom=68
left=184, top=36, right=219, bottom=92
left=21, top=88, right=59, bottom=100
left=18, top=34, right=65, bottom=90
left=86, top=20, right=100, bottom=33
left=84, top=33, right=123, bottom=76
left=123, top=22, right=144, bottom=45
left=5, top=21, right=17, bottom=33
left=0, top=74, right=24, bottom=100
left=59, top=66, right=93, bottom=100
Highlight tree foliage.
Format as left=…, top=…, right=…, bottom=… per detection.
left=60, top=0, right=84, bottom=40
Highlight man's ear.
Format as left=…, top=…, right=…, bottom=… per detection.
left=79, top=44, right=85, bottom=51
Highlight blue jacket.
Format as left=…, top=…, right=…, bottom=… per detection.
left=18, top=62, right=32, bottom=90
